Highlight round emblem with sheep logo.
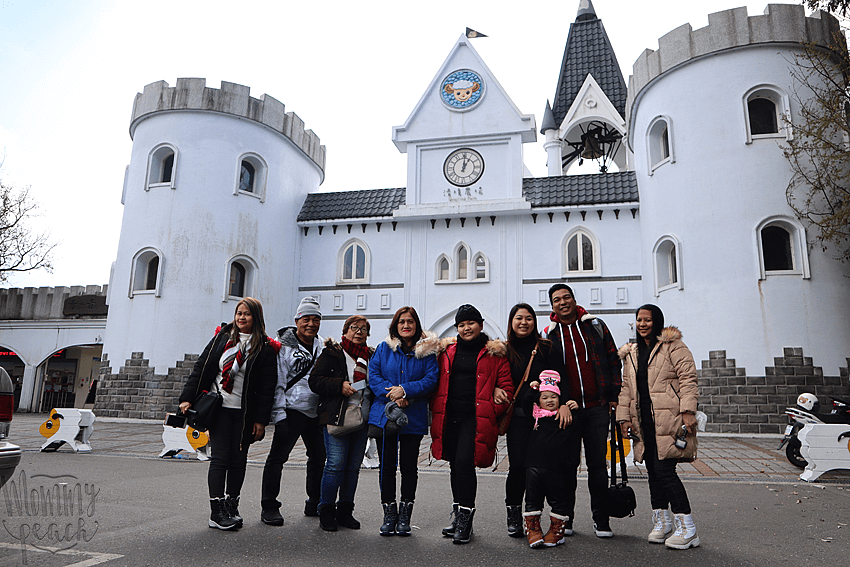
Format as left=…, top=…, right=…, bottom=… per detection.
left=440, top=69, right=484, bottom=110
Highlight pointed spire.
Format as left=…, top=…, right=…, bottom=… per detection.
left=576, top=0, right=597, bottom=21
left=550, top=1, right=626, bottom=126
left=540, top=100, right=557, bottom=134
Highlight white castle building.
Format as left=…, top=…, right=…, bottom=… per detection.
left=2, top=2, right=848, bottom=432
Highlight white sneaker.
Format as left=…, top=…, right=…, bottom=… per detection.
left=665, top=513, right=700, bottom=549
left=593, top=519, right=613, bottom=538
left=648, top=508, right=672, bottom=543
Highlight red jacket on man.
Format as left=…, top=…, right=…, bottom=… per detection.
left=429, top=337, right=513, bottom=468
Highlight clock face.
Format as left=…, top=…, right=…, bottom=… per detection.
left=443, top=148, right=484, bottom=187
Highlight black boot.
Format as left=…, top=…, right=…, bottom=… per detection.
left=452, top=506, right=474, bottom=544
left=225, top=495, right=243, bottom=528
left=319, top=503, right=338, bottom=531
left=209, top=497, right=239, bottom=530
left=441, top=503, right=459, bottom=537
left=397, top=501, right=414, bottom=536
left=506, top=505, right=523, bottom=537
left=380, top=502, right=398, bottom=536
left=304, top=498, right=319, bottom=517
left=336, top=501, right=360, bottom=529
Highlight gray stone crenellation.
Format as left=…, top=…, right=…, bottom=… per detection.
left=129, top=78, right=326, bottom=174
left=0, top=285, right=107, bottom=320
left=698, top=347, right=849, bottom=434
left=626, top=4, right=842, bottom=126
left=93, top=352, right=197, bottom=420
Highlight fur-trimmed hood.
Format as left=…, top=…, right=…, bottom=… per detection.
left=618, top=326, right=683, bottom=359
left=383, top=330, right=441, bottom=358
left=435, top=336, right=508, bottom=357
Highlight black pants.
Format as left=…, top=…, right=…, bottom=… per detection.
left=442, top=416, right=477, bottom=508
left=525, top=467, right=569, bottom=516
left=563, top=404, right=609, bottom=520
left=208, top=407, right=248, bottom=499
left=261, top=410, right=325, bottom=510
left=376, top=430, right=424, bottom=503
left=642, top=421, right=691, bottom=514
left=505, top=414, right=533, bottom=506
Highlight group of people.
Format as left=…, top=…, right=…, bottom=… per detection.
left=178, top=284, right=700, bottom=550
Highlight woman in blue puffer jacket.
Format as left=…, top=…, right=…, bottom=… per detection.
left=368, top=306, right=439, bottom=537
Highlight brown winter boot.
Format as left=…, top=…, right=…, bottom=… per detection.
left=543, top=513, right=568, bottom=547
left=523, top=511, right=544, bottom=548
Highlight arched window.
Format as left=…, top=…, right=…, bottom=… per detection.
left=652, top=236, right=683, bottom=295
left=338, top=239, right=370, bottom=284
left=235, top=153, right=268, bottom=201
left=473, top=253, right=488, bottom=281
left=224, top=255, right=258, bottom=300
left=436, top=255, right=451, bottom=282
left=146, top=144, right=178, bottom=190
left=564, top=229, right=597, bottom=275
left=744, top=86, right=791, bottom=143
left=161, top=154, right=174, bottom=183
left=145, top=256, right=159, bottom=290
left=748, top=98, right=778, bottom=135
left=239, top=161, right=255, bottom=193
left=456, top=244, right=469, bottom=280
left=129, top=247, right=163, bottom=297
left=755, top=216, right=809, bottom=279
left=762, top=225, right=792, bottom=271
left=229, top=262, right=246, bottom=297
left=647, top=116, right=674, bottom=172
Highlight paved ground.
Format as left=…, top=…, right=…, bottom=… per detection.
left=9, top=412, right=850, bottom=483
left=2, top=413, right=850, bottom=566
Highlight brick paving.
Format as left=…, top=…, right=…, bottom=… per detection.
left=9, top=413, right=850, bottom=483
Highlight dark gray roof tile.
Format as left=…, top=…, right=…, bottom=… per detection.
left=297, top=173, right=637, bottom=221
left=551, top=14, right=627, bottom=126
left=297, top=188, right=406, bottom=221
left=522, top=172, right=638, bottom=207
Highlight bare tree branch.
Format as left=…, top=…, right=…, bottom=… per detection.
left=0, top=163, right=58, bottom=283
left=782, top=29, right=850, bottom=262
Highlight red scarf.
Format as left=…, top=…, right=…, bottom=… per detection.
left=220, top=339, right=249, bottom=393
left=341, top=336, right=371, bottom=382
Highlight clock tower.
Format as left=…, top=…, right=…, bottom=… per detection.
left=392, top=34, right=537, bottom=219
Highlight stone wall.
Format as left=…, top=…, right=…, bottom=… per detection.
left=698, top=347, right=850, bottom=434
left=93, top=352, right=196, bottom=419
left=0, top=285, right=107, bottom=320
left=93, top=346, right=849, bottom=427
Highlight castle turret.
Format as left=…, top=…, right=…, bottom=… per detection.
left=626, top=5, right=850, bottom=373
left=97, top=79, right=324, bottom=418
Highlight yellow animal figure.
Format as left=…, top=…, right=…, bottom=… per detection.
left=39, top=408, right=95, bottom=452
left=160, top=414, right=210, bottom=460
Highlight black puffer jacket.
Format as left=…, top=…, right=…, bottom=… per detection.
left=308, top=338, right=374, bottom=427
left=179, top=323, right=278, bottom=448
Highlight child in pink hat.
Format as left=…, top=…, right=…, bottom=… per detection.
left=522, top=369, right=578, bottom=548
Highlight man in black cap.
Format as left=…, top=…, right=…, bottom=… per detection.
left=542, top=284, right=621, bottom=538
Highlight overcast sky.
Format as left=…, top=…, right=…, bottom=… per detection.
left=0, top=0, right=802, bottom=288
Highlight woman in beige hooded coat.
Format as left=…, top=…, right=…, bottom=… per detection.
left=616, top=304, right=699, bottom=550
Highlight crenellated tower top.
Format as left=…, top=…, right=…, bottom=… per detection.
left=626, top=4, right=843, bottom=129
left=130, top=78, right=326, bottom=174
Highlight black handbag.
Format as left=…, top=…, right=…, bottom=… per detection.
left=187, top=382, right=223, bottom=432
left=606, top=412, right=637, bottom=518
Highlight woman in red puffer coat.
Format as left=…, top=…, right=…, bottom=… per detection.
left=430, top=304, right=512, bottom=545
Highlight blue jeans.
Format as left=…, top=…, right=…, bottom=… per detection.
left=320, top=425, right=368, bottom=506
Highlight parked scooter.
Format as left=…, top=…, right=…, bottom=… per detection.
left=779, top=393, right=850, bottom=468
